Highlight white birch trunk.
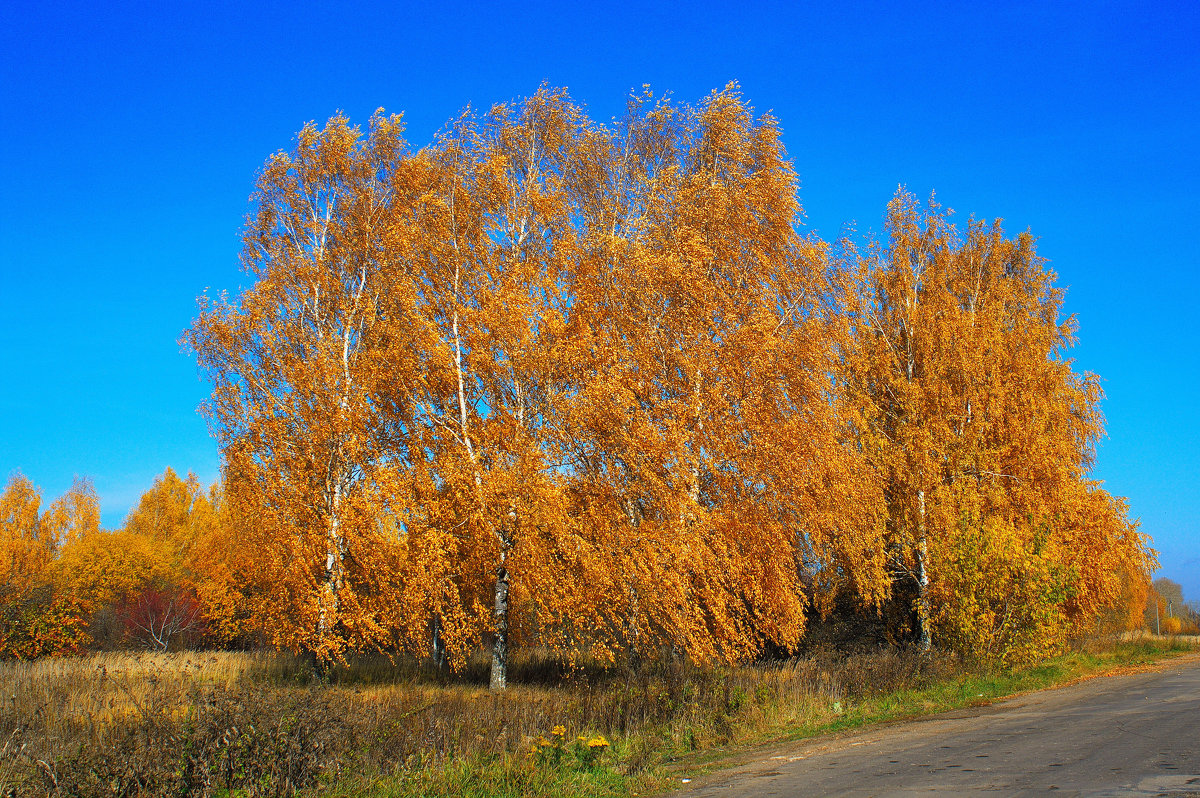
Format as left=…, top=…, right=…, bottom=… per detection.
left=317, top=476, right=345, bottom=661
left=916, top=488, right=931, bottom=652
left=490, top=557, right=510, bottom=690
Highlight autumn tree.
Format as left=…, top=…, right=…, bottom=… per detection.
left=40, top=476, right=101, bottom=550
left=55, top=528, right=166, bottom=641
left=185, top=87, right=1154, bottom=677
left=380, top=88, right=595, bottom=688
left=188, top=86, right=889, bottom=685
left=188, top=86, right=888, bottom=685
left=118, top=468, right=217, bottom=649
left=558, top=85, right=887, bottom=666
left=122, top=467, right=213, bottom=567
left=185, top=112, right=417, bottom=665
left=843, top=190, right=1153, bottom=661
left=1, top=473, right=50, bottom=595
left=46, top=469, right=217, bottom=650
left=1, top=474, right=91, bottom=658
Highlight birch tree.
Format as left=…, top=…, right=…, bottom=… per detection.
left=181, top=88, right=1153, bottom=674
left=424, top=90, right=583, bottom=689
left=845, top=190, right=1153, bottom=661
left=0, top=474, right=49, bottom=598
left=562, top=85, right=886, bottom=664
left=186, top=112, right=416, bottom=664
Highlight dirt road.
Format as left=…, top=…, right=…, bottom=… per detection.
left=677, top=654, right=1200, bottom=796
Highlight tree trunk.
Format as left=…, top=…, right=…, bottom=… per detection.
left=622, top=496, right=642, bottom=670
left=490, top=561, right=510, bottom=690
left=916, top=488, right=932, bottom=652
left=431, top=614, right=447, bottom=670
left=306, top=647, right=331, bottom=679
left=316, top=475, right=345, bottom=668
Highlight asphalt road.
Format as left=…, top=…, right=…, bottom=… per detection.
left=677, top=653, right=1200, bottom=797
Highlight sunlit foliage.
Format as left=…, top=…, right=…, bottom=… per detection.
left=0, top=475, right=91, bottom=658
left=841, top=191, right=1153, bottom=663
left=8, top=85, right=1154, bottom=675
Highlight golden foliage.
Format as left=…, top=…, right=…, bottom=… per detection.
left=54, top=528, right=169, bottom=612
left=842, top=190, right=1154, bottom=662
left=174, top=87, right=1157, bottom=676
left=0, top=473, right=49, bottom=595
left=185, top=111, right=416, bottom=662
left=182, top=86, right=895, bottom=680
left=1, top=475, right=94, bottom=658
left=39, top=476, right=100, bottom=551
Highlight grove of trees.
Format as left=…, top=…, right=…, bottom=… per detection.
left=1, top=85, right=1157, bottom=683
left=0, top=469, right=215, bottom=657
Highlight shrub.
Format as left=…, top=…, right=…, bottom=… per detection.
left=0, top=586, right=90, bottom=660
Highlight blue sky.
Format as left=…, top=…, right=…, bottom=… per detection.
left=1, top=1, right=1197, bottom=598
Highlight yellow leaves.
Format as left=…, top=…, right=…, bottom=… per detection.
left=0, top=473, right=49, bottom=594
left=929, top=508, right=1071, bottom=665
left=39, top=477, right=100, bottom=551
left=48, top=469, right=214, bottom=626
left=54, top=528, right=171, bottom=612
left=842, top=189, right=1154, bottom=661
left=171, top=87, right=1154, bottom=676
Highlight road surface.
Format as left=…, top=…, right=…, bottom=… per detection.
left=677, top=654, right=1200, bottom=796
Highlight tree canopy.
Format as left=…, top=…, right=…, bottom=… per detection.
left=1, top=85, right=1155, bottom=676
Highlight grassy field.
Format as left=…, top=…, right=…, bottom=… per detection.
left=2, top=636, right=1195, bottom=797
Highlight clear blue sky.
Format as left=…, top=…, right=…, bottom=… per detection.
left=2, top=1, right=1196, bottom=598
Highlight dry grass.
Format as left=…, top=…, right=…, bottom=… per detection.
left=8, top=638, right=1193, bottom=796
left=0, top=646, right=959, bottom=796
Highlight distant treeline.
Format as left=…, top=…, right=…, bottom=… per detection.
left=1, top=85, right=1156, bottom=683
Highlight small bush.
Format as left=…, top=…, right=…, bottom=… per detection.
left=0, top=585, right=90, bottom=660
